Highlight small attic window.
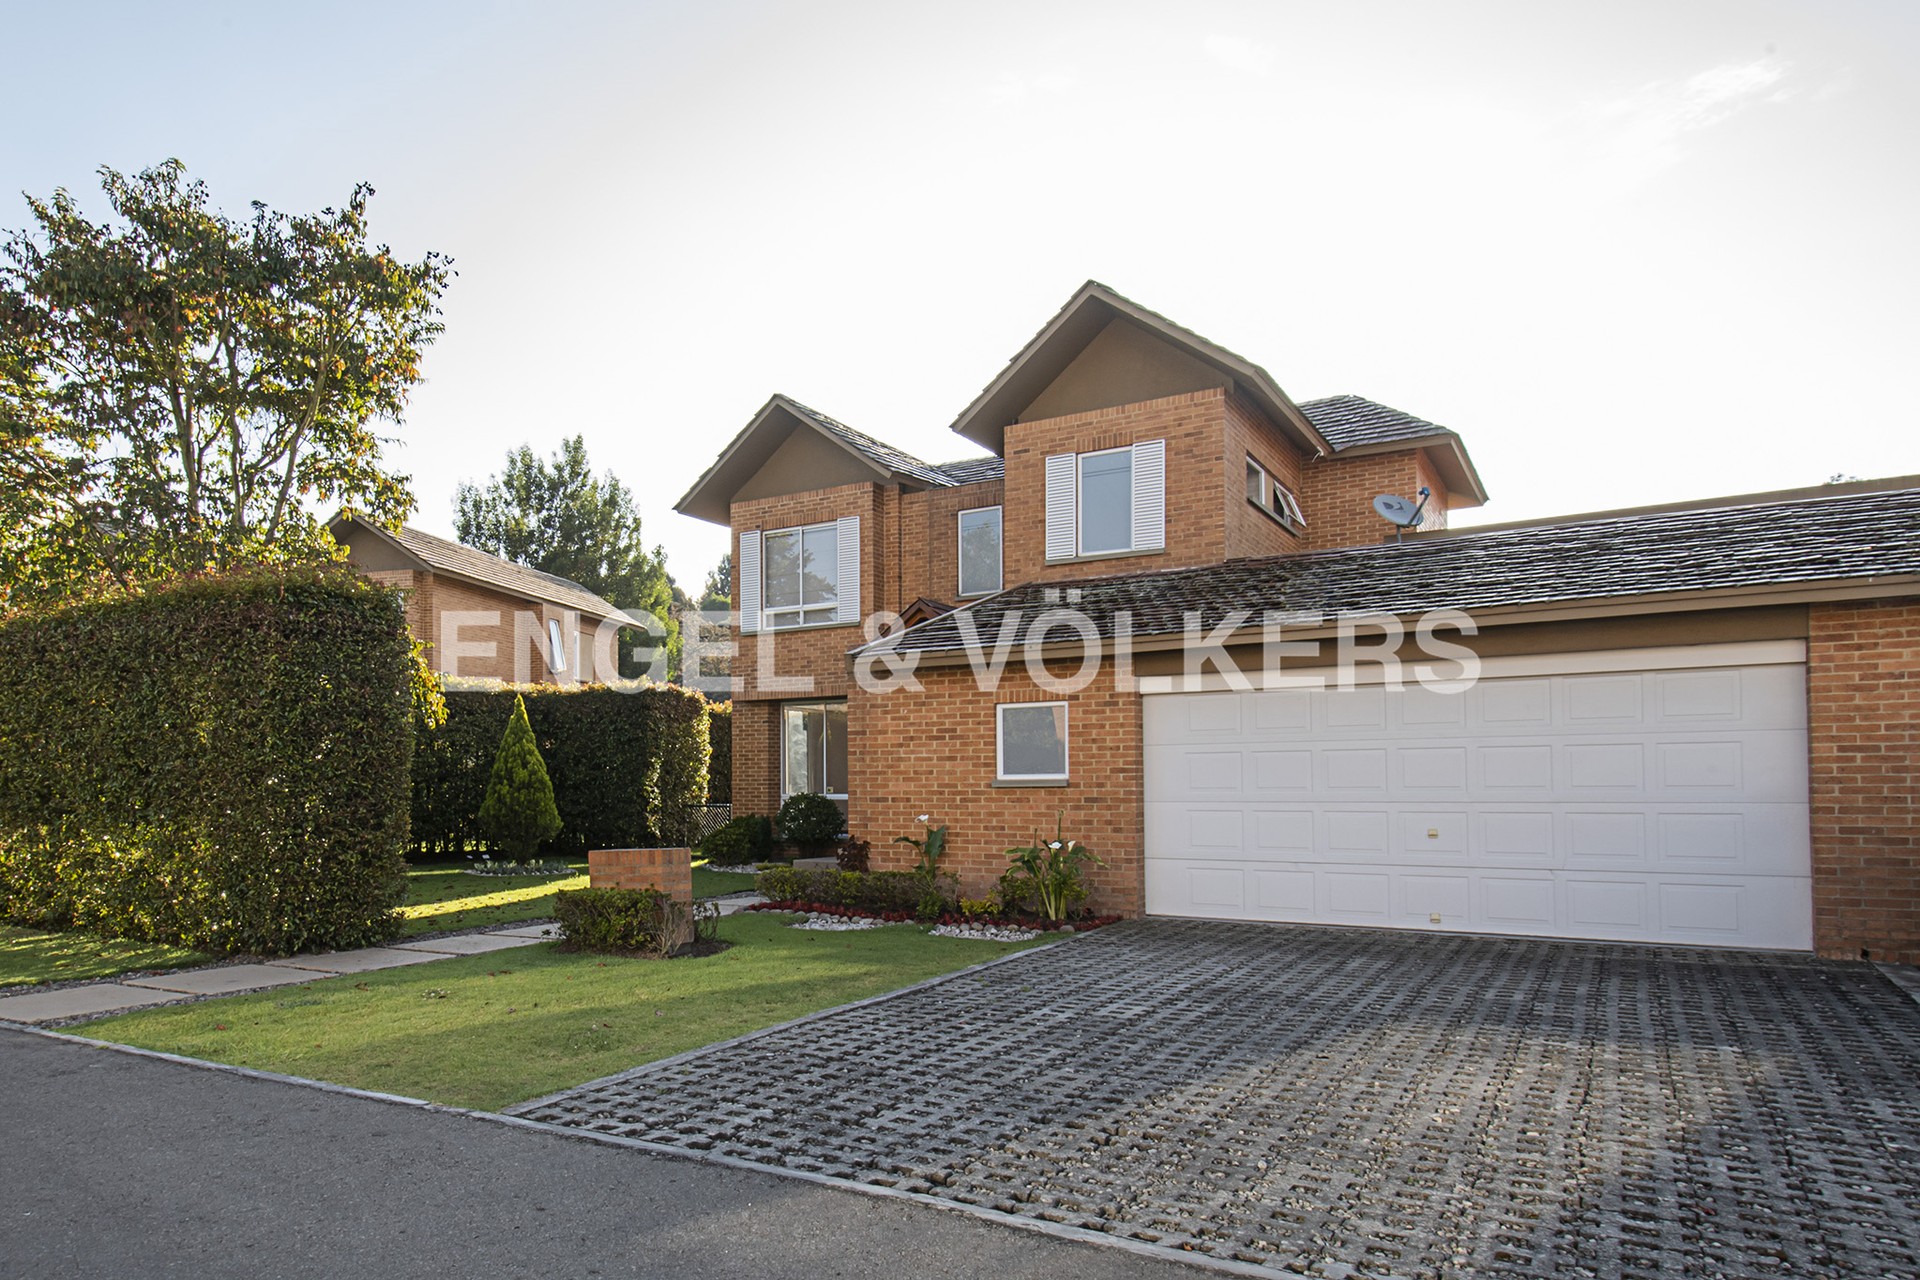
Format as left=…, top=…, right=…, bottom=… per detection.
left=1246, top=457, right=1305, bottom=533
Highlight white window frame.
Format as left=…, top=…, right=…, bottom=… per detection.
left=761, top=520, right=840, bottom=630
left=1245, top=455, right=1305, bottom=532
left=957, top=504, right=1003, bottom=598
left=781, top=699, right=849, bottom=802
left=546, top=617, right=567, bottom=674
left=996, top=701, right=1069, bottom=782
left=1076, top=446, right=1134, bottom=556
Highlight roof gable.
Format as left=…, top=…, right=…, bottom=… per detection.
left=676, top=394, right=960, bottom=525
left=948, top=281, right=1329, bottom=456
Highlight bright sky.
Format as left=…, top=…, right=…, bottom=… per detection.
left=6, top=0, right=1916, bottom=589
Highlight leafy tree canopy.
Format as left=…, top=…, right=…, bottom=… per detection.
left=0, top=160, right=451, bottom=608
left=700, top=551, right=731, bottom=611
left=455, top=435, right=679, bottom=679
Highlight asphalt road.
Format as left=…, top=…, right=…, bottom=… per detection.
left=0, top=1027, right=1200, bottom=1280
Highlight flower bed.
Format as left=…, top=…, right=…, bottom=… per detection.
left=748, top=900, right=1120, bottom=934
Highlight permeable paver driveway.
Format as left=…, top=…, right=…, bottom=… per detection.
left=515, top=921, right=1920, bottom=1279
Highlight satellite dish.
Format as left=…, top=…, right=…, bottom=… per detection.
left=1372, top=493, right=1421, bottom=527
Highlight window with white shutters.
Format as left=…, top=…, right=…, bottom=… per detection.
left=1043, top=439, right=1166, bottom=561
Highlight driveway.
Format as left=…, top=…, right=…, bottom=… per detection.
left=0, top=1027, right=1196, bottom=1280
left=517, top=920, right=1920, bottom=1278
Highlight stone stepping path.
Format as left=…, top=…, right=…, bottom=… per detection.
left=0, top=924, right=561, bottom=1026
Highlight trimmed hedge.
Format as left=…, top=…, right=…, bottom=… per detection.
left=411, top=684, right=710, bottom=859
left=0, top=568, right=422, bottom=955
left=754, top=866, right=958, bottom=915
left=705, top=701, right=730, bottom=804
left=553, top=886, right=681, bottom=954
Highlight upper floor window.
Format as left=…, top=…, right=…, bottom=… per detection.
left=1246, top=456, right=1305, bottom=532
left=1044, top=440, right=1166, bottom=562
left=958, top=505, right=1002, bottom=597
left=738, top=516, right=861, bottom=634
left=762, top=522, right=839, bottom=628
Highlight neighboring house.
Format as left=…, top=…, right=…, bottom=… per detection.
left=331, top=515, right=634, bottom=685
left=675, top=281, right=1920, bottom=963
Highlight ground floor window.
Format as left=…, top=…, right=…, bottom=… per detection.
left=997, top=701, right=1068, bottom=781
left=782, top=699, right=848, bottom=800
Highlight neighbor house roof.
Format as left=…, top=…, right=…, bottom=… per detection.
left=947, top=280, right=1330, bottom=458
left=860, top=481, right=1920, bottom=655
left=331, top=516, right=630, bottom=622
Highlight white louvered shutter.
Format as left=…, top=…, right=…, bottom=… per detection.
left=1131, top=439, right=1166, bottom=551
left=1045, top=453, right=1078, bottom=561
left=835, top=515, right=861, bottom=624
left=738, top=530, right=762, bottom=634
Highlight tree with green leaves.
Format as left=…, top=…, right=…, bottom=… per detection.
left=0, top=160, right=451, bottom=608
left=700, top=552, right=731, bottom=610
left=477, top=695, right=562, bottom=860
left=455, top=435, right=679, bottom=679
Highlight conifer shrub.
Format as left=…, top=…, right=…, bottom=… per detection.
left=477, top=695, right=562, bottom=859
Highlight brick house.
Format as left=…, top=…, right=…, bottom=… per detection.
left=675, top=281, right=1920, bottom=962
left=331, top=515, right=634, bottom=685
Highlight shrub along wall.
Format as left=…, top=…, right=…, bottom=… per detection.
left=411, top=684, right=710, bottom=859
left=706, top=701, right=731, bottom=805
left=0, top=568, right=422, bottom=956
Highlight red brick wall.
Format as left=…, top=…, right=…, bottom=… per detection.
left=1808, top=599, right=1920, bottom=962
left=848, top=665, right=1144, bottom=914
left=899, top=480, right=1006, bottom=605
left=1224, top=392, right=1311, bottom=561
left=1002, top=388, right=1232, bottom=587
left=1297, top=449, right=1448, bottom=551
left=588, top=847, right=693, bottom=902
left=731, top=698, right=782, bottom=820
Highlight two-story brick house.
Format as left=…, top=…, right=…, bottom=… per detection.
left=676, top=281, right=1920, bottom=962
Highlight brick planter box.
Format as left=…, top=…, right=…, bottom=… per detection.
left=588, top=847, right=693, bottom=902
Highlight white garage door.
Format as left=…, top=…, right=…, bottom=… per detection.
left=1143, top=645, right=1813, bottom=949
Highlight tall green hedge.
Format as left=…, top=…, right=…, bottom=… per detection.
left=0, top=568, right=422, bottom=955
left=411, top=684, right=710, bottom=859
left=705, top=701, right=731, bottom=804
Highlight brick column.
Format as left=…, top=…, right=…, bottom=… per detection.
left=1808, top=599, right=1920, bottom=963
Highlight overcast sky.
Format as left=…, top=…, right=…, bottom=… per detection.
left=6, top=0, right=1916, bottom=589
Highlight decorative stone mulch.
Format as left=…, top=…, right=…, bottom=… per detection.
left=789, top=913, right=885, bottom=932
left=927, top=922, right=1043, bottom=943
left=515, top=920, right=1920, bottom=1279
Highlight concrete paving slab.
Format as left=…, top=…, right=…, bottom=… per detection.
left=123, top=964, right=315, bottom=995
left=714, top=897, right=764, bottom=916
left=0, top=982, right=186, bottom=1023
left=486, top=924, right=560, bottom=939
left=266, top=947, right=449, bottom=975
left=391, top=933, right=541, bottom=956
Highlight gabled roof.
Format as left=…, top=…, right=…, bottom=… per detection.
left=330, top=516, right=629, bottom=623
left=1301, top=394, right=1489, bottom=506
left=859, top=480, right=1920, bottom=656
left=676, top=394, right=989, bottom=525
left=947, top=280, right=1331, bottom=457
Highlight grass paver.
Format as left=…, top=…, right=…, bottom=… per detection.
left=80, top=912, right=1046, bottom=1112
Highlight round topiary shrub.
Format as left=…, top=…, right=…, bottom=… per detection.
left=697, top=814, right=773, bottom=866
left=777, top=792, right=843, bottom=854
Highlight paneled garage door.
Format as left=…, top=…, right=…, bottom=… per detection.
left=1143, top=646, right=1813, bottom=949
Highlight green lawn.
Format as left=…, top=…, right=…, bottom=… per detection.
left=691, top=863, right=761, bottom=900
left=81, top=912, right=1046, bottom=1111
left=0, top=925, right=214, bottom=989
left=398, top=861, right=591, bottom=935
